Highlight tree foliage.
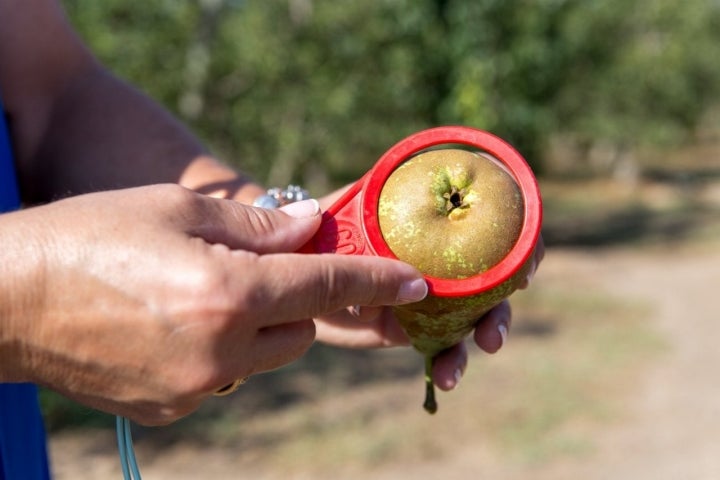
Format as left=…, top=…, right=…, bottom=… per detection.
left=62, top=0, right=720, bottom=187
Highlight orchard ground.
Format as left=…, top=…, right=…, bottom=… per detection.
left=48, top=151, right=720, bottom=480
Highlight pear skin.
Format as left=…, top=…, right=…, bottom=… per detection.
left=377, top=148, right=527, bottom=413
left=393, top=261, right=532, bottom=413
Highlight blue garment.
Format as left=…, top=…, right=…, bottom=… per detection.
left=0, top=100, right=51, bottom=479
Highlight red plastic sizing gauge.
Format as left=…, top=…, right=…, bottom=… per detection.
left=299, top=126, right=543, bottom=298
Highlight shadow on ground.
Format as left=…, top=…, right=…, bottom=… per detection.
left=542, top=167, right=720, bottom=247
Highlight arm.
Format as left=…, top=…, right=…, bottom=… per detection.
left=0, top=0, right=531, bottom=399
left=0, top=187, right=427, bottom=424
left=0, top=0, right=263, bottom=204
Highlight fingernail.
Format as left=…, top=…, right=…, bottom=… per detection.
left=452, top=367, right=463, bottom=390
left=279, top=199, right=320, bottom=218
left=498, top=323, right=508, bottom=348
left=396, top=278, right=428, bottom=303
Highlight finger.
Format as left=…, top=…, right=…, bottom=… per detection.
left=314, top=306, right=410, bottom=348
left=474, top=300, right=511, bottom=354
left=191, top=196, right=322, bottom=253
left=519, top=234, right=544, bottom=289
left=237, top=253, right=427, bottom=325
left=248, top=319, right=317, bottom=375
left=535, top=234, right=546, bottom=263
left=212, top=318, right=316, bottom=390
left=432, top=343, right=468, bottom=391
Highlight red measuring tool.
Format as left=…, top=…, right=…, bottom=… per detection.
left=300, top=126, right=543, bottom=298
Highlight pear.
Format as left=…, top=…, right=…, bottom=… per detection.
left=377, top=148, right=531, bottom=413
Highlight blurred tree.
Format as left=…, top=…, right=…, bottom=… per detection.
left=61, top=0, right=720, bottom=189
left=553, top=0, right=720, bottom=177
left=205, top=0, right=444, bottom=188
left=439, top=0, right=578, bottom=171
left=62, top=0, right=197, bottom=108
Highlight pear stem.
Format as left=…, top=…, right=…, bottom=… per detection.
left=423, top=354, right=438, bottom=414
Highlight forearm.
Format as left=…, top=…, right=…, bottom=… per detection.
left=0, top=0, right=263, bottom=205
left=19, top=65, right=263, bottom=203
left=178, top=155, right=265, bottom=205
left=0, top=209, right=47, bottom=382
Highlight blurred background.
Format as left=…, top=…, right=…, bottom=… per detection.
left=46, top=1, right=720, bottom=478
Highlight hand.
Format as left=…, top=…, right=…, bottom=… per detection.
left=313, top=186, right=545, bottom=391
left=0, top=185, right=427, bottom=425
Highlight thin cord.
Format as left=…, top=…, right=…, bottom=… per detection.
left=124, top=417, right=142, bottom=479
left=116, top=416, right=131, bottom=480
left=116, top=416, right=143, bottom=479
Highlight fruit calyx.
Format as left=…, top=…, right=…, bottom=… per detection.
left=443, top=185, right=469, bottom=213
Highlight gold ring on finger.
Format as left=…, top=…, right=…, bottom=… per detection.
left=213, top=377, right=249, bottom=397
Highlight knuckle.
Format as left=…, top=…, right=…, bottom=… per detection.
left=312, top=260, right=382, bottom=312
left=294, top=318, right=317, bottom=348
left=315, top=264, right=355, bottom=312
left=156, top=184, right=213, bottom=226
left=129, top=398, right=191, bottom=426
left=179, top=254, right=267, bottom=330
left=154, top=184, right=199, bottom=211
left=168, top=261, right=240, bottom=333
left=233, top=205, right=279, bottom=238
left=247, top=208, right=278, bottom=235
left=227, top=261, right=268, bottom=321
left=261, top=319, right=317, bottom=371
left=139, top=402, right=198, bottom=427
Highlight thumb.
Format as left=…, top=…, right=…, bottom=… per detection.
left=194, top=198, right=322, bottom=253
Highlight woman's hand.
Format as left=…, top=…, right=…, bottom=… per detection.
left=0, top=185, right=428, bottom=425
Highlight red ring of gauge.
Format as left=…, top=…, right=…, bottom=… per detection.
left=361, top=126, right=542, bottom=298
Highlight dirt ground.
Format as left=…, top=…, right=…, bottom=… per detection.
left=552, top=246, right=720, bottom=480
left=47, top=236, right=720, bottom=480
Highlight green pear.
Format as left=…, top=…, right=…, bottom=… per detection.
left=378, top=148, right=531, bottom=413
